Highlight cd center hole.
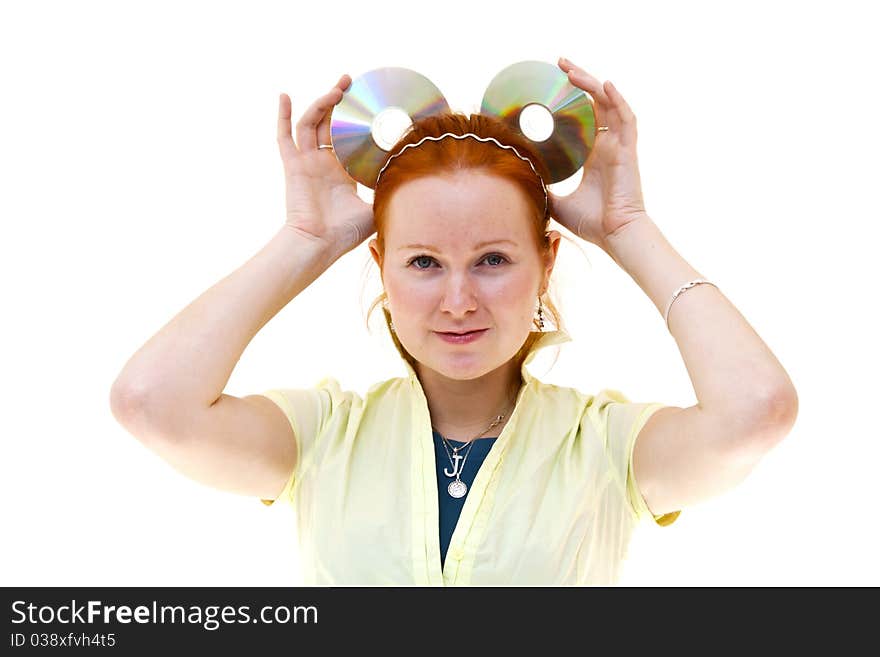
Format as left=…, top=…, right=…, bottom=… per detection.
left=371, top=107, right=413, bottom=151
left=519, top=103, right=554, bottom=142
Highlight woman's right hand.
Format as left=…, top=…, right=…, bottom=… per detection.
left=277, top=75, right=375, bottom=254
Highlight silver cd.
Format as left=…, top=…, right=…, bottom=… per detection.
left=480, top=60, right=597, bottom=184
left=329, top=67, right=451, bottom=188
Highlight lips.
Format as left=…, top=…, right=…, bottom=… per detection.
left=439, top=329, right=487, bottom=335
left=435, top=328, right=489, bottom=344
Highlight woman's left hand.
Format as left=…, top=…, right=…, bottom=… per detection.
left=548, top=57, right=649, bottom=253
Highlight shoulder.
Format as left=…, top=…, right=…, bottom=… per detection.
left=307, top=374, right=409, bottom=402
left=308, top=376, right=362, bottom=408
left=260, top=376, right=363, bottom=429
left=584, top=388, right=662, bottom=440
left=519, top=378, right=593, bottom=434
left=527, top=381, right=649, bottom=439
left=364, top=375, right=412, bottom=403
left=586, top=387, right=631, bottom=408
left=527, top=377, right=613, bottom=411
left=528, top=378, right=591, bottom=405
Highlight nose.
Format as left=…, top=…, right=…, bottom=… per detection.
left=439, top=272, right=478, bottom=317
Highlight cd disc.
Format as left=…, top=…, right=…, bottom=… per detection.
left=330, top=67, right=451, bottom=188
left=480, top=60, right=596, bottom=183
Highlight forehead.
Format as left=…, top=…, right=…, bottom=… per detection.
left=385, top=173, right=534, bottom=247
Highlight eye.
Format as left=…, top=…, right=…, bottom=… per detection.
left=406, top=253, right=509, bottom=270
left=483, top=253, right=507, bottom=267
left=409, top=255, right=435, bottom=270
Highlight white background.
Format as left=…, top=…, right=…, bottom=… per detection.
left=2, top=0, right=877, bottom=586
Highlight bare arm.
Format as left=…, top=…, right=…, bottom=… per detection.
left=109, top=76, right=374, bottom=501
left=545, top=58, right=797, bottom=519
left=604, top=214, right=798, bottom=420
left=108, top=226, right=345, bottom=501
left=109, top=224, right=339, bottom=436
left=604, top=214, right=798, bottom=517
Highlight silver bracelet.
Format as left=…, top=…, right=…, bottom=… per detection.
left=664, top=279, right=719, bottom=331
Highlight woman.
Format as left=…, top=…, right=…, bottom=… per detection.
left=109, top=57, right=799, bottom=585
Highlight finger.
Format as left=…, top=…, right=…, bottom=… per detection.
left=296, top=76, right=349, bottom=152
left=277, top=93, right=299, bottom=161
left=315, top=73, right=352, bottom=150
left=558, top=57, right=611, bottom=106
left=558, top=57, right=614, bottom=134
left=603, top=79, right=637, bottom=127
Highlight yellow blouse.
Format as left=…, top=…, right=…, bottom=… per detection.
left=259, top=328, right=680, bottom=585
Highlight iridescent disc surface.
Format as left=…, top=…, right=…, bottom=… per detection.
left=330, top=67, right=451, bottom=188
left=480, top=60, right=596, bottom=183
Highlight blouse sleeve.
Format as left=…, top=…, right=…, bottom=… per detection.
left=255, top=376, right=350, bottom=508
left=589, top=388, right=681, bottom=527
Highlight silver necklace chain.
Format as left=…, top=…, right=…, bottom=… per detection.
left=434, top=395, right=514, bottom=499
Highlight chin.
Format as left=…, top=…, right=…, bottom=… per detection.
left=437, top=351, right=511, bottom=381
left=437, top=365, right=494, bottom=382
left=405, top=330, right=520, bottom=379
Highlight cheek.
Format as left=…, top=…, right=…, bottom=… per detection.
left=384, top=276, right=432, bottom=314
left=494, top=273, right=541, bottom=325
left=488, top=270, right=536, bottom=305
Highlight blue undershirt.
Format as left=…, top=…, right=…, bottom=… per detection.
left=432, top=429, right=498, bottom=570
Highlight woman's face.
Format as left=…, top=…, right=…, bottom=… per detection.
left=370, top=171, right=560, bottom=381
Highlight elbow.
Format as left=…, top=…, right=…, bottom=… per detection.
left=748, top=383, right=800, bottom=447
left=109, top=376, right=150, bottom=427
left=109, top=377, right=201, bottom=446
left=109, top=376, right=170, bottom=440
left=719, top=385, right=799, bottom=468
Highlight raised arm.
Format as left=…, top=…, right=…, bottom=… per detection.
left=548, top=58, right=798, bottom=519
left=109, top=225, right=339, bottom=499
left=109, top=76, right=374, bottom=501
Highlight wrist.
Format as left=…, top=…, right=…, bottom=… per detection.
left=599, top=213, right=705, bottom=322
left=602, top=213, right=653, bottom=262
left=278, top=223, right=344, bottom=268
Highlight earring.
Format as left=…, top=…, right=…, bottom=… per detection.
left=382, top=296, right=395, bottom=332
left=536, top=295, right=545, bottom=331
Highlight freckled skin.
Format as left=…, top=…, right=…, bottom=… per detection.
left=369, top=171, right=561, bottom=436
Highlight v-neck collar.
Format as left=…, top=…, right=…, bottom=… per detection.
left=401, top=328, right=572, bottom=585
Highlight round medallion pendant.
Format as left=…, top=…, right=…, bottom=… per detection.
left=447, top=479, right=468, bottom=498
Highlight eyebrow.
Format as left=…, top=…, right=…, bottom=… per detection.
left=398, top=239, right=518, bottom=251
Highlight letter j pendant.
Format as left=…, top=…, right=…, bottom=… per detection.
left=443, top=447, right=469, bottom=498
